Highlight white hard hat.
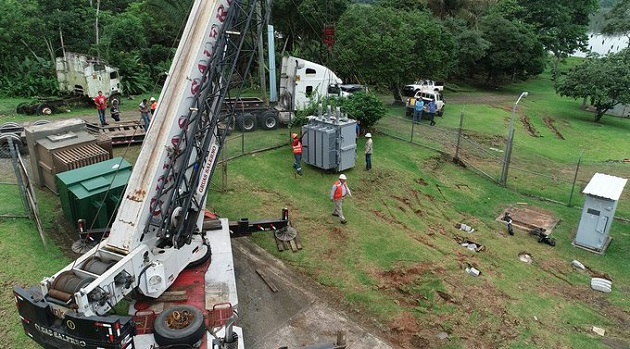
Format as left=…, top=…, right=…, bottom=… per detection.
left=150, top=97, right=156, bottom=101
left=339, top=174, right=347, bottom=180
left=365, top=133, right=372, bottom=138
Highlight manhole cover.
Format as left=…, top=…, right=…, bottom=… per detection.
left=275, top=226, right=297, bottom=241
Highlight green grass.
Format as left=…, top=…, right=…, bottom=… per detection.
left=2, top=61, right=630, bottom=348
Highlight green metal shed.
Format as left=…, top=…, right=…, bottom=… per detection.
left=56, top=157, right=132, bottom=230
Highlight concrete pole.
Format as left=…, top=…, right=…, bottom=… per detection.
left=500, top=92, right=528, bottom=186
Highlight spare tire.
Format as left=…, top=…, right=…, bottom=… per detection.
left=236, top=113, right=256, bottom=132
left=153, top=305, right=205, bottom=348
left=258, top=110, right=279, bottom=130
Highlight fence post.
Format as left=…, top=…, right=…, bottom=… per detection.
left=410, top=119, right=415, bottom=143
left=454, top=110, right=464, bottom=162
left=568, top=151, right=584, bottom=207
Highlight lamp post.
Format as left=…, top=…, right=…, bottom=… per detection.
left=500, top=92, right=528, bottom=187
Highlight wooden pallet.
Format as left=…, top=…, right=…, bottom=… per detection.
left=275, top=234, right=302, bottom=252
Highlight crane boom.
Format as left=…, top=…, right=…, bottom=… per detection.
left=13, top=0, right=271, bottom=348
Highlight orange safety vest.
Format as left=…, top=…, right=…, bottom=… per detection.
left=332, top=180, right=346, bottom=200
left=292, top=140, right=302, bottom=155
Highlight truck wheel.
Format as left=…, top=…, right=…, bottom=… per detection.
left=258, top=111, right=278, bottom=130
left=109, top=93, right=121, bottom=106
left=153, top=305, right=206, bottom=348
left=32, top=120, right=51, bottom=126
left=0, top=134, right=24, bottom=158
left=36, top=103, right=53, bottom=116
left=438, top=108, right=444, bottom=117
left=236, top=113, right=256, bottom=132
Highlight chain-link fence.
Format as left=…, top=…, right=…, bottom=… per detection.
left=377, top=112, right=630, bottom=219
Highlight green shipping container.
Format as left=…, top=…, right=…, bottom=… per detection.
left=56, top=157, right=132, bottom=231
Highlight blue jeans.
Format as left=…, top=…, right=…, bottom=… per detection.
left=293, top=154, right=302, bottom=174
left=98, top=109, right=106, bottom=125
left=365, top=153, right=372, bottom=170
left=413, top=110, right=423, bottom=122
left=141, top=113, right=151, bottom=131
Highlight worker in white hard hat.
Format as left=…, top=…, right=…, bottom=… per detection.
left=365, top=133, right=373, bottom=171
left=330, top=174, right=352, bottom=224
left=291, top=132, right=304, bottom=176
left=150, top=97, right=157, bottom=116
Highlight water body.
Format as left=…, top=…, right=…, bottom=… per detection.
left=573, top=33, right=629, bottom=57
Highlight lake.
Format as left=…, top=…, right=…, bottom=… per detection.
left=573, top=33, right=629, bottom=57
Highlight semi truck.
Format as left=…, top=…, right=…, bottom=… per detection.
left=228, top=55, right=366, bottom=132
left=13, top=0, right=295, bottom=348
left=16, top=52, right=122, bottom=116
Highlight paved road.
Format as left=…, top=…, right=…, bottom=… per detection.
left=232, top=237, right=394, bottom=349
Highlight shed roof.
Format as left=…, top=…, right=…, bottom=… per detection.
left=583, top=173, right=628, bottom=201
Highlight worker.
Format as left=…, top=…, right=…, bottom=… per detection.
left=150, top=97, right=157, bottom=115
left=110, top=99, right=121, bottom=122
left=365, top=133, right=373, bottom=170
left=413, top=97, right=424, bottom=123
left=94, top=91, right=108, bottom=126
left=139, top=99, right=151, bottom=131
left=330, top=174, right=352, bottom=224
left=291, top=132, right=304, bottom=176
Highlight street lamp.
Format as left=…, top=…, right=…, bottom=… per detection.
left=500, top=92, right=528, bottom=187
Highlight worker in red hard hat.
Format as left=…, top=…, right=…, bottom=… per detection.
left=291, top=132, right=305, bottom=176
left=330, top=174, right=352, bottom=224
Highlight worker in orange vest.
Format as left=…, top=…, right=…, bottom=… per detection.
left=150, top=97, right=157, bottom=115
left=291, top=133, right=304, bottom=176
left=330, top=174, right=352, bottom=224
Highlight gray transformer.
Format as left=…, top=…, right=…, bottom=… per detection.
left=301, top=115, right=356, bottom=172
left=574, top=173, right=627, bottom=253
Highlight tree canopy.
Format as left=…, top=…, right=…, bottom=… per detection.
left=555, top=48, right=630, bottom=121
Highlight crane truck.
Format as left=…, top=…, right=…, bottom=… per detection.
left=13, top=0, right=292, bottom=348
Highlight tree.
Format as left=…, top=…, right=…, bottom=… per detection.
left=555, top=49, right=630, bottom=122
left=602, top=0, right=630, bottom=46
left=271, top=0, right=351, bottom=62
left=334, top=5, right=455, bottom=103
left=476, top=13, right=545, bottom=83
left=511, top=0, right=598, bottom=59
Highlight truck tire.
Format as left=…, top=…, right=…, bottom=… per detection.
left=438, top=107, right=444, bottom=117
left=0, top=134, right=24, bottom=158
left=153, top=305, right=206, bottom=348
left=109, top=93, right=121, bottom=107
left=258, top=111, right=278, bottom=130
left=236, top=113, right=256, bottom=132
left=36, top=103, right=53, bottom=116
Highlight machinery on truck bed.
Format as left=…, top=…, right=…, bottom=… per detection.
left=13, top=0, right=293, bottom=348
left=16, top=52, right=122, bottom=116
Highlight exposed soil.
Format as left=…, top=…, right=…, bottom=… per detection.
left=520, top=114, right=540, bottom=137
left=543, top=116, right=565, bottom=140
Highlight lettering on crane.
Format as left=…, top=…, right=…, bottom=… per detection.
left=197, top=143, right=218, bottom=194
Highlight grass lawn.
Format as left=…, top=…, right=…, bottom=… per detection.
left=1, top=62, right=629, bottom=348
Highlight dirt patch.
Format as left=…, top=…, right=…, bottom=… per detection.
left=543, top=117, right=565, bottom=140
left=520, top=114, right=540, bottom=137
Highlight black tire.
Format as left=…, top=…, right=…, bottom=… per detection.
left=0, top=134, right=24, bottom=158
left=437, top=107, right=444, bottom=117
left=32, top=120, right=51, bottom=126
left=36, top=103, right=53, bottom=116
left=109, top=93, right=121, bottom=107
left=153, top=305, right=206, bottom=348
left=258, top=111, right=278, bottom=130
left=186, top=243, right=211, bottom=269
left=236, top=113, right=256, bottom=132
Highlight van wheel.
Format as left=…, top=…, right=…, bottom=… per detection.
left=236, top=113, right=256, bottom=132
left=258, top=111, right=278, bottom=130
left=438, top=108, right=444, bottom=117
